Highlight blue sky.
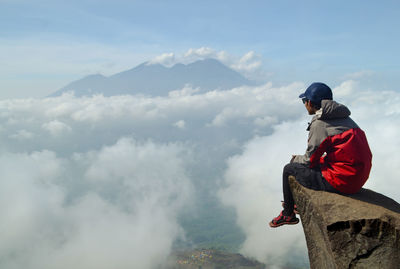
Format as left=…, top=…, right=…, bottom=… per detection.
left=1, top=0, right=399, bottom=98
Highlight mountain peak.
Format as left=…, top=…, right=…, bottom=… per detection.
left=51, top=59, right=254, bottom=97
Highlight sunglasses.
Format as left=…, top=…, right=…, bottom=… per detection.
left=302, top=98, right=308, bottom=104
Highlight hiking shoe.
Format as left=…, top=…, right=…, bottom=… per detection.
left=281, top=201, right=299, bottom=215
left=269, top=211, right=299, bottom=228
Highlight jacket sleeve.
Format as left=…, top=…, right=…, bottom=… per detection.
left=292, top=120, right=327, bottom=166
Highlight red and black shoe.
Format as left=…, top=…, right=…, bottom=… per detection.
left=281, top=201, right=299, bottom=215
left=269, top=211, right=299, bottom=228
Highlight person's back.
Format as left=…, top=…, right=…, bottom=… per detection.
left=269, top=82, right=372, bottom=228
left=307, top=100, right=372, bottom=194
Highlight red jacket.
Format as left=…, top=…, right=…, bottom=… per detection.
left=293, top=100, right=372, bottom=194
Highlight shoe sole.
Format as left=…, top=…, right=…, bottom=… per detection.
left=269, top=219, right=299, bottom=228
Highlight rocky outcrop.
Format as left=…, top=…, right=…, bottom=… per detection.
left=289, top=176, right=400, bottom=269
left=168, top=249, right=265, bottom=269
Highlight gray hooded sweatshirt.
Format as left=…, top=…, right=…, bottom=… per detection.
left=293, top=99, right=359, bottom=165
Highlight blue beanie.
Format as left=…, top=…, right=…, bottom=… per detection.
left=299, top=82, right=332, bottom=106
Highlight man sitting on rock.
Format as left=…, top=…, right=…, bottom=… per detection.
left=269, top=82, right=372, bottom=228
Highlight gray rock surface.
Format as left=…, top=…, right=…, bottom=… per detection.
left=289, top=176, right=400, bottom=269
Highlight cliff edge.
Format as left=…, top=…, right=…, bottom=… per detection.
left=289, top=176, right=400, bottom=269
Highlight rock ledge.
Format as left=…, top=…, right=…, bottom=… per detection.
left=289, top=176, right=400, bottom=269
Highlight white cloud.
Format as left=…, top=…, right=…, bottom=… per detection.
left=0, top=139, right=192, bottom=269
left=232, top=51, right=262, bottom=73
left=253, top=116, right=278, bottom=127
left=174, top=120, right=185, bottom=129
left=332, top=80, right=357, bottom=99
left=147, top=52, right=176, bottom=66
left=148, top=47, right=266, bottom=81
left=211, top=107, right=238, bottom=127
left=42, top=120, right=72, bottom=136
left=219, top=121, right=308, bottom=264
left=168, top=85, right=200, bottom=98
left=9, top=129, right=34, bottom=140
left=182, top=48, right=266, bottom=80
left=207, top=83, right=303, bottom=127
left=0, top=81, right=307, bottom=267
left=0, top=82, right=304, bottom=137
left=346, top=89, right=400, bottom=199
left=184, top=47, right=217, bottom=59
left=0, top=78, right=399, bottom=268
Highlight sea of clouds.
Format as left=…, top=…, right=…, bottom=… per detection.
left=0, top=71, right=399, bottom=268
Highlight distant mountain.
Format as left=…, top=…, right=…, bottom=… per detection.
left=51, top=59, right=254, bottom=97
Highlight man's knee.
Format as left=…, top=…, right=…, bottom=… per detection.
left=283, top=162, right=293, bottom=172
left=283, top=162, right=301, bottom=174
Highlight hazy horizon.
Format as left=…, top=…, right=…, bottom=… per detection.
left=1, top=1, right=399, bottom=99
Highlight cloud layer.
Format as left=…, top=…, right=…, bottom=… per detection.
left=0, top=139, right=192, bottom=269
left=0, top=82, right=305, bottom=268
left=0, top=78, right=399, bottom=268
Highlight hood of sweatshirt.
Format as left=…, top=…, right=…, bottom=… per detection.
left=317, top=100, right=351, bottom=120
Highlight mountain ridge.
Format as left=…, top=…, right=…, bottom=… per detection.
left=51, top=58, right=254, bottom=97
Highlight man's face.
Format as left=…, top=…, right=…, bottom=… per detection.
left=303, top=99, right=316, bottom=115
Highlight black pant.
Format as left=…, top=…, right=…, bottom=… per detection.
left=282, top=163, right=338, bottom=216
